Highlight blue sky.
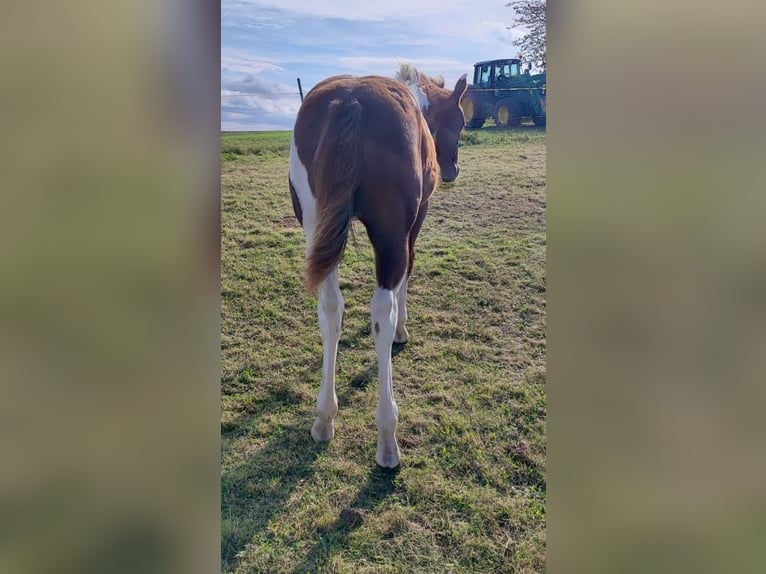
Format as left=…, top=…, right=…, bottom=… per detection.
left=221, top=0, right=528, bottom=131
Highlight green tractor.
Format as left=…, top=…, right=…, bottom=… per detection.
left=460, top=58, right=546, bottom=128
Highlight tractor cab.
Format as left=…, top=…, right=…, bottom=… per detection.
left=472, top=58, right=524, bottom=90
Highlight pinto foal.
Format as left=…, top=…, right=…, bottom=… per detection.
left=289, top=65, right=467, bottom=468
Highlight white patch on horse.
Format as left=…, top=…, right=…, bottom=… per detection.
left=312, top=268, right=343, bottom=442
left=289, top=134, right=316, bottom=252
left=396, top=62, right=430, bottom=111
left=407, top=82, right=430, bottom=111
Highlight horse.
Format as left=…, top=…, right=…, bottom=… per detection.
left=288, top=63, right=467, bottom=468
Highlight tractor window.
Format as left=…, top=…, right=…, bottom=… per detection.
left=495, top=62, right=513, bottom=86
left=476, top=64, right=492, bottom=87
left=496, top=62, right=521, bottom=80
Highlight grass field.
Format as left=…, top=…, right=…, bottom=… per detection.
left=221, top=126, right=546, bottom=573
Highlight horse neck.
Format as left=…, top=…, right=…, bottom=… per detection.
left=420, top=84, right=450, bottom=133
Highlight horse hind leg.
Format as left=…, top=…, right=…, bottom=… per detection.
left=394, top=278, right=409, bottom=344
left=372, top=285, right=401, bottom=468
left=394, top=200, right=429, bottom=345
left=291, top=136, right=340, bottom=441
left=370, top=240, right=409, bottom=468
left=312, top=267, right=343, bottom=442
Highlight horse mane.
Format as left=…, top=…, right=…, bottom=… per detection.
left=395, top=62, right=445, bottom=88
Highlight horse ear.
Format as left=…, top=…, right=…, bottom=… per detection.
left=453, top=74, right=468, bottom=100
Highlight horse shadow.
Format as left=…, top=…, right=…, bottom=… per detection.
left=221, top=415, right=327, bottom=571
left=222, top=328, right=407, bottom=572
left=221, top=357, right=326, bottom=572
left=289, top=467, right=399, bottom=574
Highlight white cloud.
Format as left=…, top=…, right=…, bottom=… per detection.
left=222, top=90, right=301, bottom=117
left=223, top=75, right=298, bottom=96
left=221, top=50, right=283, bottom=75
left=223, top=0, right=470, bottom=22
left=223, top=3, right=295, bottom=30
left=223, top=112, right=253, bottom=120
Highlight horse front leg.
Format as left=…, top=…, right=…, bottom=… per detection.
left=311, top=268, right=343, bottom=442
left=371, top=285, right=401, bottom=468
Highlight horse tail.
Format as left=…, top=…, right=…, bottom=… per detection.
left=305, top=98, right=363, bottom=292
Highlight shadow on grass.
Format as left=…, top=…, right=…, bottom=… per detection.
left=337, top=321, right=369, bottom=356
left=509, top=451, right=547, bottom=491
left=221, top=417, right=326, bottom=572
left=290, top=467, right=400, bottom=574
left=221, top=336, right=408, bottom=571
left=221, top=360, right=320, bottom=439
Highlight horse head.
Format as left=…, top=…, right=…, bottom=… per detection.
left=419, top=73, right=468, bottom=183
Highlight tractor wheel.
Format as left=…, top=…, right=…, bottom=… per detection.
left=493, top=99, right=522, bottom=128
left=461, top=97, right=485, bottom=129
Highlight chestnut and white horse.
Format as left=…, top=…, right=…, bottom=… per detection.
left=289, top=64, right=467, bottom=468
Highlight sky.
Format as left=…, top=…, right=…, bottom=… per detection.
left=221, top=0, right=529, bottom=131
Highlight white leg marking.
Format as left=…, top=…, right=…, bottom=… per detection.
left=289, top=134, right=316, bottom=252
left=394, top=276, right=409, bottom=344
left=371, top=287, right=401, bottom=468
left=311, top=268, right=343, bottom=442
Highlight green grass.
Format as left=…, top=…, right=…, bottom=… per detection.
left=221, top=126, right=546, bottom=573
left=221, top=131, right=291, bottom=161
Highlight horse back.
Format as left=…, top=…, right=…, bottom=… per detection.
left=294, top=75, right=436, bottom=187
left=293, top=74, right=439, bottom=275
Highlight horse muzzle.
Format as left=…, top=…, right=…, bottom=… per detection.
left=441, top=165, right=459, bottom=183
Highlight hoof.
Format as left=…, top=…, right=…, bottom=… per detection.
left=311, top=418, right=335, bottom=442
left=376, top=438, right=401, bottom=469
left=394, top=325, right=409, bottom=344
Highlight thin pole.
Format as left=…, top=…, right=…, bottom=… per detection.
left=297, top=78, right=304, bottom=103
